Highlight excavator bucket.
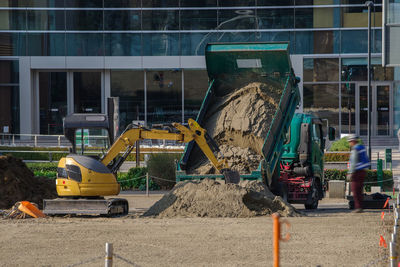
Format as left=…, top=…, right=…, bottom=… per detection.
left=223, top=169, right=241, bottom=184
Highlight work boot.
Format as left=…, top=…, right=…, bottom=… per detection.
left=352, top=208, right=363, bottom=213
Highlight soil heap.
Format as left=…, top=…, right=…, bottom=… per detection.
left=144, top=179, right=301, bottom=218
left=187, top=81, right=282, bottom=174
left=0, top=155, right=57, bottom=209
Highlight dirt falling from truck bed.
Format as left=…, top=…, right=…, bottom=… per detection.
left=144, top=179, right=301, bottom=218
left=187, top=81, right=283, bottom=174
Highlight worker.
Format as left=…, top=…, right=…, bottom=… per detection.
left=347, top=134, right=370, bottom=213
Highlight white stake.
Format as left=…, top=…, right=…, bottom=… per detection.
left=105, top=243, right=113, bottom=267
left=390, top=242, right=397, bottom=267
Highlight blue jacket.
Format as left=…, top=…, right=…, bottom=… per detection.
left=349, top=144, right=370, bottom=173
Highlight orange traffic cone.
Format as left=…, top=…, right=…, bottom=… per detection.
left=18, top=201, right=45, bottom=218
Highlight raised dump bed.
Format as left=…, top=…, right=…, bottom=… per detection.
left=177, top=42, right=300, bottom=189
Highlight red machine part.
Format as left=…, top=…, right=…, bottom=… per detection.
left=279, top=162, right=312, bottom=202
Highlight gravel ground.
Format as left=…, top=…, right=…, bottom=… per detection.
left=0, top=194, right=391, bottom=267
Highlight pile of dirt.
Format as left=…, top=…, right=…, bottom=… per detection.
left=143, top=179, right=301, bottom=218
left=0, top=156, right=57, bottom=209
left=187, top=82, right=282, bottom=174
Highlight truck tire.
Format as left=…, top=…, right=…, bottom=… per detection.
left=278, top=182, right=288, bottom=202
left=304, top=179, right=320, bottom=210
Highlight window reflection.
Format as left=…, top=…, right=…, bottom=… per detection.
left=74, top=72, right=102, bottom=113
left=181, top=0, right=216, bottom=7
left=303, top=84, right=339, bottom=133
left=184, top=70, right=208, bottom=122
left=66, top=33, right=104, bottom=56
left=142, top=0, right=179, bottom=7
left=146, top=70, right=182, bottom=124
left=104, top=0, right=141, bottom=7
left=142, top=10, right=179, bottom=30
left=218, top=9, right=257, bottom=30
left=0, top=10, right=26, bottom=30
left=104, top=10, right=141, bottom=30
left=142, top=33, right=179, bottom=56
left=66, top=10, right=103, bottom=31
left=28, top=33, right=65, bottom=56
left=180, top=10, right=217, bottom=30
left=0, top=33, right=26, bottom=56
left=39, top=72, right=67, bottom=134
left=303, top=58, right=339, bottom=82
left=181, top=32, right=218, bottom=56
left=27, top=10, right=65, bottom=31
left=341, top=83, right=356, bottom=134
left=257, top=9, right=294, bottom=29
left=105, top=34, right=141, bottom=56
left=111, top=71, right=144, bottom=129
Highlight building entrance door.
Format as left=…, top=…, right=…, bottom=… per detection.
left=356, top=83, right=392, bottom=137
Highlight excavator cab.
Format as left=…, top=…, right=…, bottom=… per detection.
left=63, top=114, right=113, bottom=156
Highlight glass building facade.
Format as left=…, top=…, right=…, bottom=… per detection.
left=0, top=0, right=398, bottom=141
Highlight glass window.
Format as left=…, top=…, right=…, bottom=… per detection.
left=257, top=9, right=294, bottom=29
left=111, top=70, right=145, bottom=129
left=104, top=0, right=141, bottom=7
left=27, top=10, right=65, bottom=30
left=66, top=10, right=103, bottom=31
left=341, top=0, right=382, bottom=3
left=341, top=58, right=394, bottom=81
left=146, top=70, right=182, bottom=124
left=142, top=33, right=179, bottom=56
left=218, top=0, right=255, bottom=6
left=218, top=32, right=255, bottom=43
left=180, top=10, right=217, bottom=30
left=0, top=86, right=19, bottom=134
left=105, top=33, right=141, bottom=56
left=23, top=0, right=65, bottom=7
left=294, top=31, right=314, bottom=54
left=373, top=29, right=382, bottom=54
left=28, top=33, right=65, bottom=56
left=66, top=33, right=104, bottom=56
left=341, top=6, right=382, bottom=28
left=0, top=33, right=26, bottom=56
left=341, top=83, right=356, bottom=134
left=218, top=9, right=256, bottom=30
left=303, top=84, right=339, bottom=134
left=341, top=30, right=367, bottom=54
left=0, top=60, right=19, bottom=84
left=0, top=10, right=26, bottom=30
left=296, top=7, right=340, bottom=28
left=257, top=0, right=294, bottom=5
left=142, top=0, right=179, bottom=7
left=104, top=10, right=141, bottom=30
left=181, top=32, right=218, bottom=56
left=39, top=72, right=67, bottom=134
left=74, top=72, right=102, bottom=113
left=142, top=10, right=179, bottom=30
left=181, top=0, right=217, bottom=7
left=313, top=30, right=340, bottom=54
left=65, top=0, right=103, bottom=7
left=184, top=70, right=208, bottom=122
left=303, top=58, right=339, bottom=82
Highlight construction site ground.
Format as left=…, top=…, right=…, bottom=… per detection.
left=0, top=192, right=391, bottom=267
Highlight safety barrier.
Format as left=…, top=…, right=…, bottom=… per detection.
left=66, top=243, right=141, bottom=267
left=118, top=174, right=175, bottom=196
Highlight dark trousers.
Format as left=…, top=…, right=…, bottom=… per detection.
left=351, top=170, right=366, bottom=209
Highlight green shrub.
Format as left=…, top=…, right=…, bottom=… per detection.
left=147, top=153, right=181, bottom=189
left=34, top=171, right=57, bottom=179
left=329, top=138, right=350, bottom=151
left=117, top=167, right=160, bottom=191
left=324, top=152, right=350, bottom=162
left=26, top=162, right=58, bottom=172
left=324, top=169, right=393, bottom=191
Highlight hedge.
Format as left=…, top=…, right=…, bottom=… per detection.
left=324, top=169, right=393, bottom=191
left=324, top=152, right=350, bottom=162
left=117, top=167, right=160, bottom=191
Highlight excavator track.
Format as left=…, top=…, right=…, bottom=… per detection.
left=43, top=198, right=129, bottom=217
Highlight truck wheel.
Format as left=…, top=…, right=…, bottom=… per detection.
left=304, top=182, right=319, bottom=210
left=278, top=183, right=288, bottom=202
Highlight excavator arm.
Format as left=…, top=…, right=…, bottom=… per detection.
left=100, top=119, right=238, bottom=182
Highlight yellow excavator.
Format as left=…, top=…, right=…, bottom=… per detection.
left=43, top=113, right=239, bottom=216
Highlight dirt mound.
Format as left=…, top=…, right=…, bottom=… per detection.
left=187, top=82, right=282, bottom=174
left=143, top=179, right=302, bottom=218
left=0, top=156, right=57, bottom=209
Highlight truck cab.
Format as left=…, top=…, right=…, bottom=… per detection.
left=279, top=113, right=334, bottom=209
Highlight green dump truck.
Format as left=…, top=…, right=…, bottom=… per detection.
left=176, top=42, right=334, bottom=209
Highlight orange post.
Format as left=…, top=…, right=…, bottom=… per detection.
left=272, top=213, right=291, bottom=267
left=272, top=213, right=280, bottom=267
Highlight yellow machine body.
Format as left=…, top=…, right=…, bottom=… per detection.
left=56, top=156, right=120, bottom=197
